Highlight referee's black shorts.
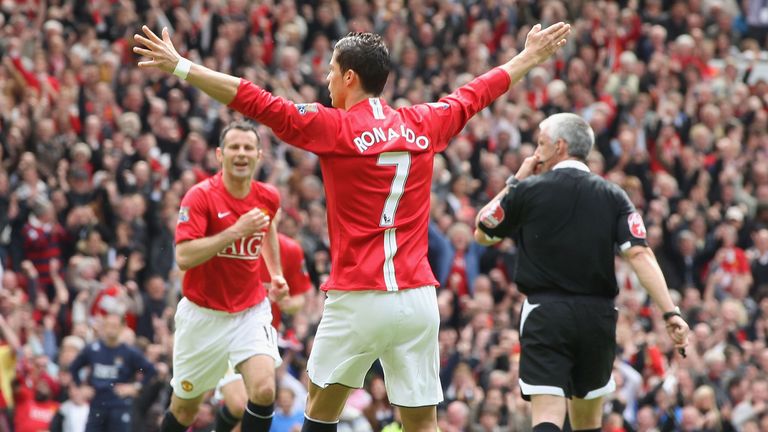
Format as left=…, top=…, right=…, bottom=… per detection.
left=518, top=293, right=617, bottom=400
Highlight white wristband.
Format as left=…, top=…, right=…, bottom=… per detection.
left=173, top=58, right=192, bottom=80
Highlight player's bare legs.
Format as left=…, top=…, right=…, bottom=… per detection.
left=303, top=382, right=353, bottom=430
left=568, top=396, right=604, bottom=431
left=398, top=405, right=437, bottom=432
left=237, top=354, right=277, bottom=431
left=163, top=393, right=205, bottom=431
left=530, top=395, right=567, bottom=431
left=215, top=378, right=249, bottom=431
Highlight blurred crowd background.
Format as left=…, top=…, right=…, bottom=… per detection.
left=1, top=0, right=768, bottom=431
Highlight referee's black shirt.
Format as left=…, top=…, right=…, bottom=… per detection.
left=478, top=160, right=648, bottom=299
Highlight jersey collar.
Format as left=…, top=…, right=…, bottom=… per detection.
left=348, top=97, right=386, bottom=111
left=552, top=159, right=590, bottom=172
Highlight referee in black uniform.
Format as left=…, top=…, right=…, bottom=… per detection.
left=474, top=113, right=689, bottom=432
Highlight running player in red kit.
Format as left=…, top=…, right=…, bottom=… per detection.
left=164, top=120, right=289, bottom=432
left=266, top=233, right=313, bottom=330
left=214, top=230, right=313, bottom=432
left=135, top=22, right=570, bottom=432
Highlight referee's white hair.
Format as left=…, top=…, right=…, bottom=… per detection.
left=540, top=113, right=595, bottom=160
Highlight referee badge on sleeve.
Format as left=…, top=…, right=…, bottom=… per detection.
left=628, top=212, right=646, bottom=239
left=480, top=201, right=505, bottom=228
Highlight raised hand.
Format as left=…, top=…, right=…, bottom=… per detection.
left=133, top=26, right=183, bottom=74
left=515, top=154, right=541, bottom=180
left=524, top=22, right=571, bottom=63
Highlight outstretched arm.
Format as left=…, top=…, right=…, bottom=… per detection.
left=430, top=23, right=571, bottom=148
left=499, top=22, right=571, bottom=88
left=133, top=25, right=340, bottom=154
left=133, top=26, right=240, bottom=104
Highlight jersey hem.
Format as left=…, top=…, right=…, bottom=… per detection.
left=183, top=296, right=266, bottom=315
left=319, top=282, right=439, bottom=292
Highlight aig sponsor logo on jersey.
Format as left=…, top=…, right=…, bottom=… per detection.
left=218, top=233, right=265, bottom=260
left=354, top=125, right=430, bottom=153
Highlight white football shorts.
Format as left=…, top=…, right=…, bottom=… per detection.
left=171, top=297, right=281, bottom=399
left=307, top=286, right=443, bottom=407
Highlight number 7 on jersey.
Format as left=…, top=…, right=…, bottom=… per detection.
left=377, top=152, right=411, bottom=227
left=377, top=151, right=411, bottom=291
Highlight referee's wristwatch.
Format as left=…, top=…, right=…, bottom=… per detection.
left=663, top=306, right=682, bottom=321
left=505, top=175, right=520, bottom=187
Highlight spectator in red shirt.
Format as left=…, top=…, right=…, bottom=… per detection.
left=12, top=378, right=59, bottom=432
left=22, top=200, right=66, bottom=292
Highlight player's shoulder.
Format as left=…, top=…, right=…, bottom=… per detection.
left=589, top=174, right=625, bottom=196
left=252, top=181, right=281, bottom=211
left=120, top=343, right=142, bottom=356
left=253, top=181, right=280, bottom=199
left=278, top=233, right=303, bottom=254
left=396, top=101, right=450, bottom=118
left=295, top=101, right=339, bottom=117
left=185, top=175, right=216, bottom=197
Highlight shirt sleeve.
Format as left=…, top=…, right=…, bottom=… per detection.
left=477, top=182, right=523, bottom=239
left=175, top=186, right=209, bottom=244
left=414, top=68, right=511, bottom=152
left=615, top=189, right=649, bottom=252
left=260, top=182, right=281, bottom=218
left=284, top=241, right=313, bottom=296
left=130, top=348, right=156, bottom=383
left=228, top=79, right=342, bottom=154
left=68, top=349, right=88, bottom=386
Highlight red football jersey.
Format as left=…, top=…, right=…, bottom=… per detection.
left=13, top=385, right=59, bottom=432
left=176, top=172, right=281, bottom=312
left=262, top=233, right=313, bottom=329
left=230, top=68, right=511, bottom=291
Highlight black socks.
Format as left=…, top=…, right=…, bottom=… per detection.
left=240, top=401, right=274, bottom=431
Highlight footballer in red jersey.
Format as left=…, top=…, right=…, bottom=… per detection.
left=135, top=22, right=570, bottom=432
left=263, top=233, right=313, bottom=330
left=213, top=232, right=313, bottom=432
left=164, top=121, right=288, bottom=432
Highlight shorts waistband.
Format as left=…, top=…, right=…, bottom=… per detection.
left=182, top=297, right=265, bottom=317
left=326, top=285, right=436, bottom=294
left=526, top=292, right=614, bottom=305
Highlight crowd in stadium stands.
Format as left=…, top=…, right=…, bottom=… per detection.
left=1, top=0, right=768, bottom=431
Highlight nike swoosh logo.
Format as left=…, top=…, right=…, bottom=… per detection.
left=217, top=211, right=230, bottom=218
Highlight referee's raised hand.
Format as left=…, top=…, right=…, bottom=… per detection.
left=514, top=154, right=541, bottom=181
